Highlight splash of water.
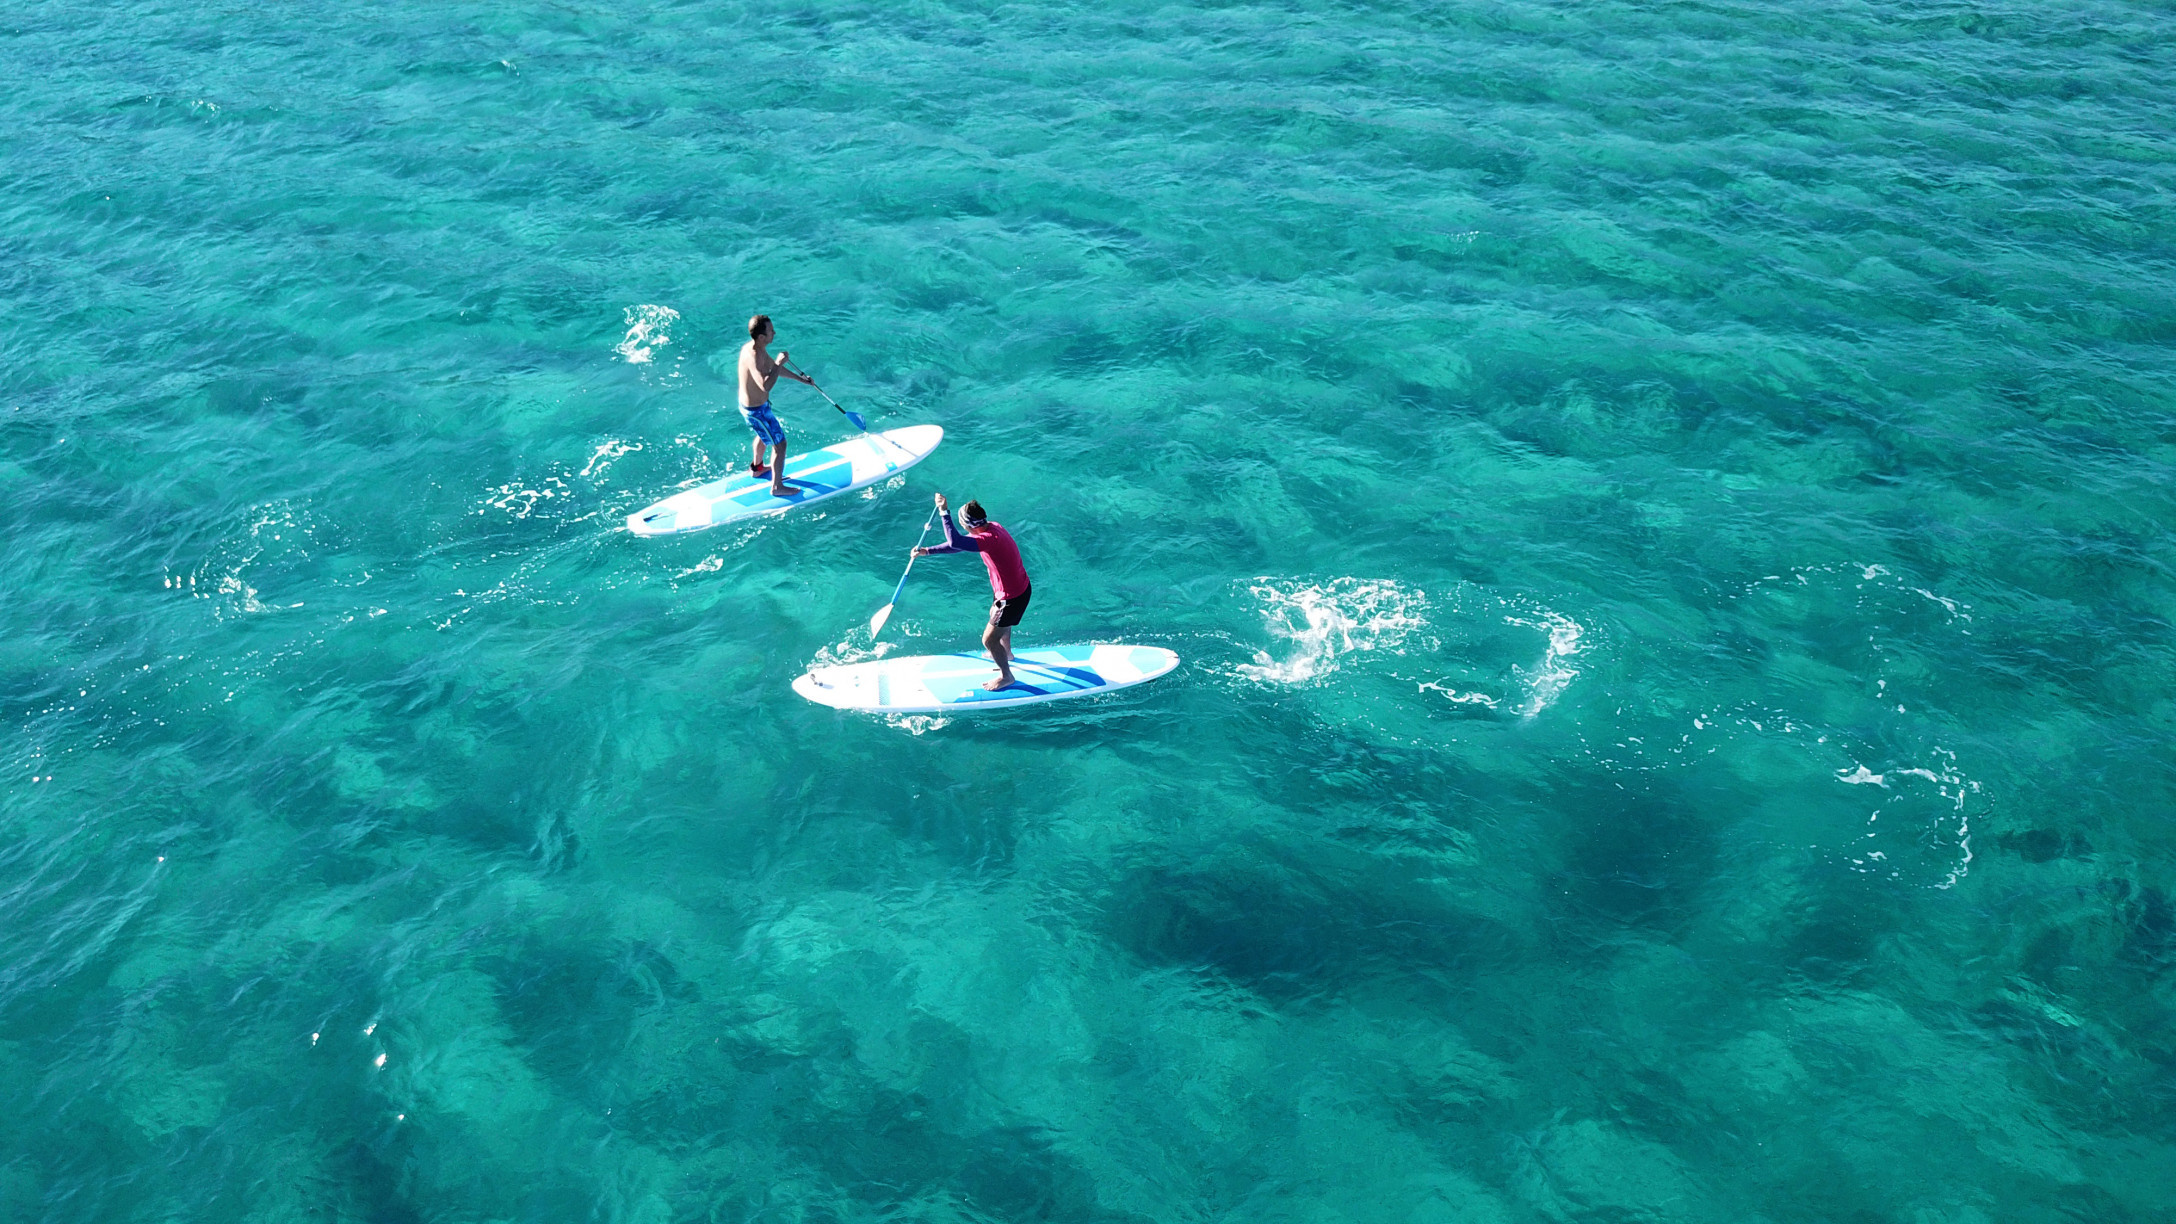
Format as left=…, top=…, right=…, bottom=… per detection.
left=480, top=475, right=569, bottom=519
left=1236, top=578, right=1429, bottom=685
left=615, top=304, right=679, bottom=364
left=812, top=635, right=898, bottom=670
left=1837, top=748, right=1980, bottom=889
left=1415, top=679, right=1499, bottom=708
left=176, top=499, right=317, bottom=618
left=580, top=439, right=643, bottom=478
left=1509, top=611, right=1585, bottom=718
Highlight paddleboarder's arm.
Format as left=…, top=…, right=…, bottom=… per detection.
left=917, top=511, right=980, bottom=557
left=765, top=349, right=816, bottom=387
left=745, top=350, right=812, bottom=399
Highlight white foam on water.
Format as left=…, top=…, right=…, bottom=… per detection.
left=1235, top=578, right=1429, bottom=686
left=1749, top=561, right=1970, bottom=622
left=1837, top=747, right=1981, bottom=888
left=1509, top=611, right=1585, bottom=718
left=480, top=474, right=570, bottom=519
left=214, top=573, right=265, bottom=614
left=1913, top=587, right=1967, bottom=619
left=1415, top=679, right=1499, bottom=708
left=181, top=499, right=318, bottom=619
left=811, top=635, right=898, bottom=670
left=615, top=304, right=678, bottom=364
left=581, top=438, right=642, bottom=478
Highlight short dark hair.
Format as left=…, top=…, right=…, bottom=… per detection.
left=748, top=314, right=772, bottom=340
left=962, top=500, right=987, bottom=524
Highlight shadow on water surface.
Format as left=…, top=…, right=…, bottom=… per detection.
left=1105, top=841, right=1525, bottom=1008
left=490, top=936, right=700, bottom=1091
left=791, top=1105, right=1142, bottom=1223
left=618, top=1011, right=1147, bottom=1221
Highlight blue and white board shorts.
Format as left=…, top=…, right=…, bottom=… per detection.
left=739, top=401, right=785, bottom=446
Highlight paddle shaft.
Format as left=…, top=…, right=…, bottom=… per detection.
left=780, top=358, right=863, bottom=426
left=781, top=358, right=920, bottom=462
left=870, top=505, right=942, bottom=637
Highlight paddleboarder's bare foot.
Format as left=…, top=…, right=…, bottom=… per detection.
left=770, top=481, right=793, bottom=498
left=983, top=674, right=1014, bottom=691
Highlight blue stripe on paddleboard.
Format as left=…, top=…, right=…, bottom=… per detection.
left=721, top=463, right=857, bottom=506
left=947, top=682, right=1053, bottom=702
left=1015, top=663, right=1103, bottom=687
left=725, top=478, right=848, bottom=508
left=922, top=656, right=1102, bottom=691
left=696, top=443, right=886, bottom=509
left=915, top=663, right=1107, bottom=705
left=697, top=450, right=853, bottom=496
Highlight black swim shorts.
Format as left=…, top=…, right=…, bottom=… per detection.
left=989, top=588, right=1031, bottom=628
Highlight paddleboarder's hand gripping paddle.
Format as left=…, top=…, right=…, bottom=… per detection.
left=779, top=357, right=868, bottom=432
left=869, top=500, right=942, bottom=638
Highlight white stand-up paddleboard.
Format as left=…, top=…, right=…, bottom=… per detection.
left=626, top=424, right=942, bottom=537
left=794, top=643, right=1180, bottom=713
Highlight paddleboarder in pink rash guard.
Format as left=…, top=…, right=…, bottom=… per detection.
left=914, top=492, right=1031, bottom=690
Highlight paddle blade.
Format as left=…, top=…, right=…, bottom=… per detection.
left=845, top=410, right=868, bottom=432
left=867, top=602, right=894, bottom=637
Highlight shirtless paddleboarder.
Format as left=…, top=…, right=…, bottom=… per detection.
left=914, top=492, right=1032, bottom=690
left=738, top=314, right=816, bottom=498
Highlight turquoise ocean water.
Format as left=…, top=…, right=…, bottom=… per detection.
left=5, top=0, right=2174, bottom=1218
